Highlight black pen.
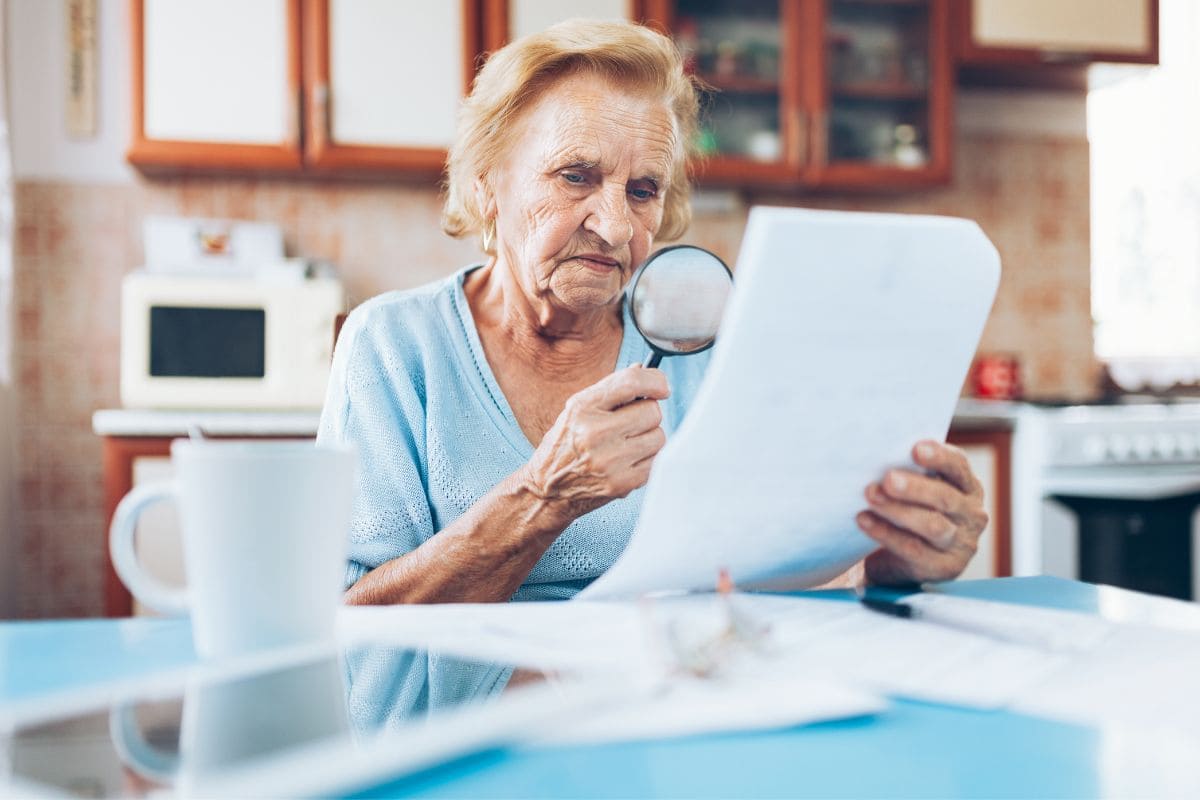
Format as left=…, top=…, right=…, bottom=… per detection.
left=860, top=595, right=1015, bottom=642
left=858, top=594, right=1104, bottom=652
left=859, top=597, right=915, bottom=618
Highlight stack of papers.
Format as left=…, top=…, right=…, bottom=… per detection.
left=340, top=589, right=1200, bottom=746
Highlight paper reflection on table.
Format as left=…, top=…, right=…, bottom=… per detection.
left=4, top=644, right=520, bottom=799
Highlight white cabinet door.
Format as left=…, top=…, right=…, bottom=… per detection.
left=970, top=0, right=1154, bottom=57
left=326, top=0, right=465, bottom=149
left=508, top=0, right=631, bottom=40
left=131, top=0, right=302, bottom=170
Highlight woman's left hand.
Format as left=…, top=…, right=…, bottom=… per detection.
left=857, top=440, right=989, bottom=586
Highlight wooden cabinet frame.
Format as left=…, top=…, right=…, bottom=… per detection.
left=304, top=0, right=482, bottom=173
left=639, top=0, right=952, bottom=190
left=954, top=0, right=1159, bottom=67
left=127, top=0, right=305, bottom=172
left=812, top=0, right=952, bottom=189
left=127, top=0, right=484, bottom=175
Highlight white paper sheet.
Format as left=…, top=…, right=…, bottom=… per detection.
left=541, top=672, right=885, bottom=746
left=337, top=593, right=1066, bottom=711
left=731, top=594, right=1070, bottom=709
left=582, top=207, right=1001, bottom=598
left=1014, top=623, right=1200, bottom=740
left=337, top=601, right=650, bottom=674
left=338, top=597, right=888, bottom=744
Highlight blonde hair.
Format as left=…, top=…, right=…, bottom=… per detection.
left=442, top=19, right=699, bottom=249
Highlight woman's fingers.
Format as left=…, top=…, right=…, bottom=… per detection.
left=577, top=366, right=670, bottom=410
left=857, top=439, right=991, bottom=586
left=626, top=425, right=668, bottom=464
left=912, top=440, right=980, bottom=496
left=615, top=398, right=663, bottom=437
left=524, top=367, right=671, bottom=517
left=857, top=511, right=969, bottom=585
left=864, top=483, right=957, bottom=550
left=875, top=470, right=979, bottom=523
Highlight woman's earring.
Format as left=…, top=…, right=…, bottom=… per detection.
left=482, top=219, right=496, bottom=253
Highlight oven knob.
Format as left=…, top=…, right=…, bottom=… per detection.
left=1182, top=433, right=1200, bottom=458
left=1132, top=434, right=1155, bottom=461
left=1154, top=433, right=1178, bottom=460
left=1081, top=435, right=1106, bottom=464
left=1106, top=434, right=1132, bottom=461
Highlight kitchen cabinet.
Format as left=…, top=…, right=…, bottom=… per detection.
left=304, top=0, right=480, bottom=173
left=481, top=0, right=635, bottom=51
left=956, top=0, right=1158, bottom=66
left=129, top=0, right=303, bottom=171
left=127, top=0, right=482, bottom=175
left=947, top=427, right=1012, bottom=579
left=639, top=0, right=953, bottom=189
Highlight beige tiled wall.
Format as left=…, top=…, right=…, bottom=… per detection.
left=10, top=130, right=1094, bottom=618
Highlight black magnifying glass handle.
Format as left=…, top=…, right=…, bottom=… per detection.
left=643, top=351, right=663, bottom=369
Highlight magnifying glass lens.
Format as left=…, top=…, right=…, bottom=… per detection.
left=630, top=246, right=733, bottom=367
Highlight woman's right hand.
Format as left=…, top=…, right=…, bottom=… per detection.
left=520, top=366, right=670, bottom=522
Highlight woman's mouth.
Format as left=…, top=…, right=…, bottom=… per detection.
left=572, top=254, right=621, bottom=273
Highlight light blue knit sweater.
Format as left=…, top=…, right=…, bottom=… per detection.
left=317, top=266, right=710, bottom=726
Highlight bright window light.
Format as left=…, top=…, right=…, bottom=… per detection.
left=1089, top=0, right=1200, bottom=371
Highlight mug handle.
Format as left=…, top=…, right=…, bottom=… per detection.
left=109, top=480, right=190, bottom=616
left=108, top=702, right=179, bottom=783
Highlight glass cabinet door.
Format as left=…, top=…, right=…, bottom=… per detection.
left=666, top=0, right=806, bottom=184
left=819, top=0, right=949, bottom=184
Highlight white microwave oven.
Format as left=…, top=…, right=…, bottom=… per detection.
left=120, top=271, right=345, bottom=410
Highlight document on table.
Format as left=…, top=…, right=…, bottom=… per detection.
left=337, top=593, right=1068, bottom=710
left=1013, top=621, right=1200, bottom=740
left=582, top=207, right=1001, bottom=599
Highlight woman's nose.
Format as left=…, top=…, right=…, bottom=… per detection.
left=584, top=186, right=634, bottom=247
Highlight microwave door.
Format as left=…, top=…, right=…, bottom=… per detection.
left=149, top=306, right=266, bottom=379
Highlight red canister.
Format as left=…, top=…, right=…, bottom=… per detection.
left=970, top=354, right=1022, bottom=400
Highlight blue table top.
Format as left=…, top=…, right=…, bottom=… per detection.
left=2, top=576, right=1195, bottom=798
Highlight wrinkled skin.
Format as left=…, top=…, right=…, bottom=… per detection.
left=858, top=441, right=989, bottom=585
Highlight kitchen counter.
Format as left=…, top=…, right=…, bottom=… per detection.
left=950, top=398, right=1031, bottom=431
left=93, top=400, right=1025, bottom=439
left=92, top=409, right=321, bottom=437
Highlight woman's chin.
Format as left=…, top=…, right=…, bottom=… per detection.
left=549, top=269, right=626, bottom=314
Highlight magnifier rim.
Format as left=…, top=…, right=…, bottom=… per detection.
left=628, top=244, right=734, bottom=359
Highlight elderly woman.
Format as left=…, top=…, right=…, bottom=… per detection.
left=319, top=20, right=987, bottom=618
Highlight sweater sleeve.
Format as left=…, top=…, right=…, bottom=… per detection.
left=317, top=303, right=436, bottom=590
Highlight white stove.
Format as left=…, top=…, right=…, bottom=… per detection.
left=1011, top=401, right=1200, bottom=601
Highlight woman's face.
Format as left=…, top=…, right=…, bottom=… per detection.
left=486, top=71, right=678, bottom=317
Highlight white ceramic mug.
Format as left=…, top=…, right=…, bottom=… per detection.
left=109, top=440, right=356, bottom=659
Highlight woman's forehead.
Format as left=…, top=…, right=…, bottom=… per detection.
left=516, top=73, right=678, bottom=171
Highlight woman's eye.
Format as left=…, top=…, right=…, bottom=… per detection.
left=562, top=172, right=586, bottom=185
left=629, top=182, right=658, bottom=200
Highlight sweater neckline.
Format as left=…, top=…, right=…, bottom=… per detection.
left=450, top=265, right=643, bottom=456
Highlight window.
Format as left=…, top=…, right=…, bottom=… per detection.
left=1089, top=0, right=1200, bottom=387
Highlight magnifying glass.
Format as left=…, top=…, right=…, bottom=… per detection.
left=629, top=245, right=734, bottom=368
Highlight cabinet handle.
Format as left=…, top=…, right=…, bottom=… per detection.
left=789, top=107, right=808, bottom=166
left=287, top=85, right=301, bottom=146
left=313, top=82, right=331, bottom=145
left=811, top=108, right=827, bottom=168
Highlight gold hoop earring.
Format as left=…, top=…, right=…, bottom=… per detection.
left=482, top=219, right=495, bottom=253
